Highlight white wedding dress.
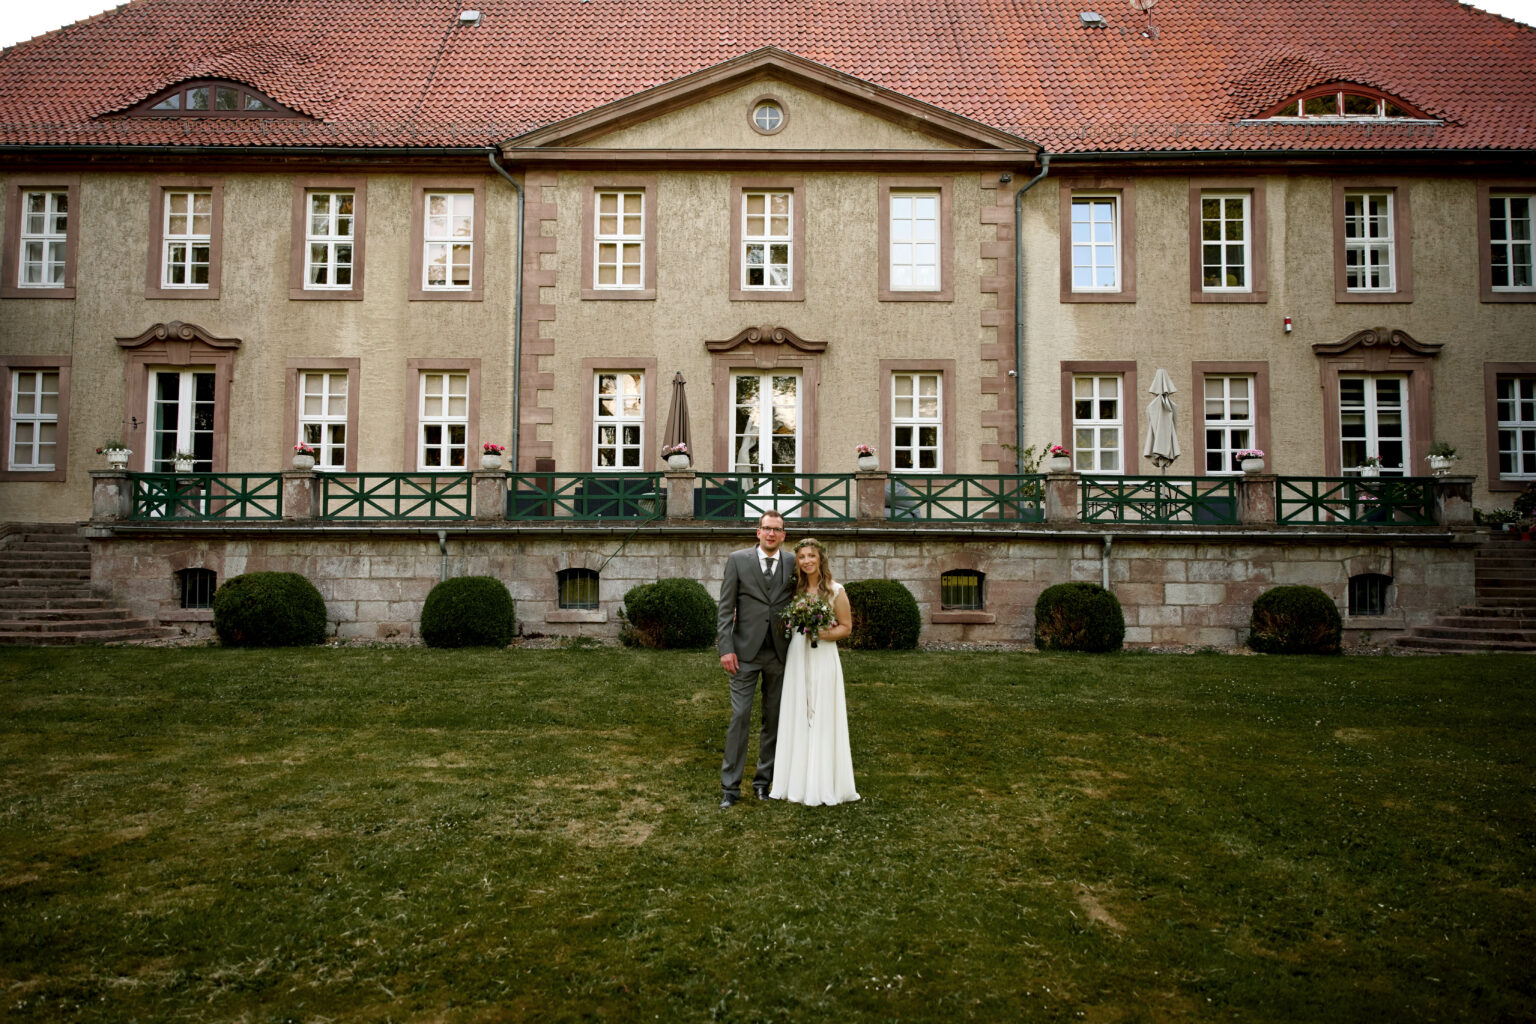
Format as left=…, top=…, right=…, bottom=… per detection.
left=770, top=582, right=860, bottom=806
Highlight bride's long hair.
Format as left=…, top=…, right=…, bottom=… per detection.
left=793, top=538, right=834, bottom=602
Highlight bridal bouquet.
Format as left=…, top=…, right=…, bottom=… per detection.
left=784, top=593, right=836, bottom=648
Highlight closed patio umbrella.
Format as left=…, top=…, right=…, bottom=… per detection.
left=1144, top=368, right=1181, bottom=472
left=663, top=371, right=692, bottom=457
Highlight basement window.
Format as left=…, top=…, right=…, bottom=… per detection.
left=177, top=568, right=217, bottom=609
left=940, top=569, right=984, bottom=611
left=558, top=568, right=600, bottom=610
left=1348, top=573, right=1392, bottom=616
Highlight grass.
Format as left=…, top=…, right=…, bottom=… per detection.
left=0, top=647, right=1533, bottom=1023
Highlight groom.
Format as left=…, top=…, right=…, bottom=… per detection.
left=716, top=509, right=793, bottom=808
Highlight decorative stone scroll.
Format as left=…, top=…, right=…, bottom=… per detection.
left=704, top=325, right=827, bottom=354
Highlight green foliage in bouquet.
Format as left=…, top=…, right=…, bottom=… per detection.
left=844, top=579, right=921, bottom=650
left=1032, top=581, right=1125, bottom=653
left=619, top=577, right=716, bottom=649
left=1247, top=585, right=1342, bottom=655
left=212, top=571, right=328, bottom=647
left=420, top=576, right=516, bottom=648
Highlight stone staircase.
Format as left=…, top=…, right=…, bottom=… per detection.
left=0, top=525, right=176, bottom=645
left=1395, top=531, right=1536, bottom=653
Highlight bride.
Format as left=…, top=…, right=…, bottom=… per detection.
left=770, top=538, right=860, bottom=806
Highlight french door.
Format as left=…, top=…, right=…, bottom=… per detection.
left=150, top=368, right=215, bottom=472
left=731, top=372, right=801, bottom=514
left=1339, top=375, right=1408, bottom=475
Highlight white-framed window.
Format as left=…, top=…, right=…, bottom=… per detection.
left=161, top=190, right=212, bottom=288
left=889, top=191, right=939, bottom=291
left=593, top=371, right=644, bottom=470
left=594, top=191, right=644, bottom=290
left=18, top=190, right=68, bottom=288
left=1344, top=191, right=1395, bottom=292
left=150, top=368, right=215, bottom=472
left=1199, top=193, right=1250, bottom=292
left=1070, top=196, right=1119, bottom=291
left=422, top=192, right=474, bottom=291
left=742, top=190, right=792, bottom=290
left=891, top=372, right=941, bottom=471
left=1340, top=375, right=1408, bottom=475
left=298, top=371, right=348, bottom=470
left=1497, top=375, right=1536, bottom=479
left=8, top=369, right=58, bottom=470
left=1489, top=194, right=1534, bottom=292
left=418, top=371, right=468, bottom=469
left=751, top=101, right=785, bottom=134
left=1073, top=375, right=1122, bottom=473
left=304, top=191, right=355, bottom=289
left=1202, top=375, right=1255, bottom=473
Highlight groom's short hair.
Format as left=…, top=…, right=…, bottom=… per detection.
left=757, top=510, right=785, bottom=529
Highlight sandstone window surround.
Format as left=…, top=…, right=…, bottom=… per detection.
left=406, top=359, right=480, bottom=471
left=582, top=177, right=656, bottom=300
left=2, top=178, right=79, bottom=299
left=117, top=322, right=240, bottom=473
left=0, top=356, right=70, bottom=482
left=1188, top=179, right=1268, bottom=303
left=879, top=178, right=953, bottom=302
left=289, top=179, right=367, bottom=300
left=1313, top=328, right=1438, bottom=477
left=410, top=179, right=485, bottom=301
left=146, top=179, right=223, bottom=299
left=1060, top=179, right=1136, bottom=302
left=707, top=327, right=824, bottom=473
left=730, top=178, right=804, bottom=301
left=1478, top=183, right=1536, bottom=302
left=1333, top=180, right=1412, bottom=303
left=284, top=359, right=360, bottom=471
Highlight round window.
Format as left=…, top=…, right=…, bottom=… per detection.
left=750, top=99, right=786, bottom=135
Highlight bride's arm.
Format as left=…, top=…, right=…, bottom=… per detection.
left=819, top=587, right=853, bottom=643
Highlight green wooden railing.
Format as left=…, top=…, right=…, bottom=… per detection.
left=506, top=473, right=664, bottom=520
left=1081, top=476, right=1240, bottom=525
left=888, top=474, right=1046, bottom=522
left=320, top=473, right=472, bottom=520
left=693, top=473, right=854, bottom=521
left=1276, top=476, right=1436, bottom=526
left=130, top=473, right=283, bottom=521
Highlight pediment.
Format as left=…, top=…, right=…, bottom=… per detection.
left=117, top=321, right=242, bottom=351
left=706, top=325, right=826, bottom=355
left=1312, top=327, right=1441, bottom=357
left=503, top=47, right=1034, bottom=154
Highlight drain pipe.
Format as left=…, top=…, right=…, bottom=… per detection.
left=1101, top=533, right=1114, bottom=591
left=1013, top=153, right=1052, bottom=463
left=437, top=529, right=450, bottom=582
left=488, top=151, right=526, bottom=471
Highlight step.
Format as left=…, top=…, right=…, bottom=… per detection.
left=0, top=569, right=91, bottom=583
left=1411, top=624, right=1536, bottom=643
left=1439, top=613, right=1536, bottom=630
left=0, top=627, right=179, bottom=646
left=0, top=596, right=107, bottom=611
left=0, top=555, right=93, bottom=570
left=0, top=586, right=98, bottom=601
left=0, top=607, right=142, bottom=624
left=1394, top=635, right=1536, bottom=653
left=1456, top=605, right=1536, bottom=619
left=0, top=616, right=157, bottom=633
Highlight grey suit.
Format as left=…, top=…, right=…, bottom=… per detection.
left=716, top=546, right=793, bottom=797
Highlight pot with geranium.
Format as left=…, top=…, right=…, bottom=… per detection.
left=855, top=443, right=877, bottom=472
left=660, top=441, right=691, bottom=471
left=1046, top=444, right=1072, bottom=473
left=481, top=443, right=506, bottom=471
left=173, top=450, right=198, bottom=473
left=292, top=442, right=318, bottom=471
left=1358, top=453, right=1383, bottom=478
left=1236, top=448, right=1266, bottom=475
left=96, top=439, right=131, bottom=469
left=1426, top=441, right=1458, bottom=476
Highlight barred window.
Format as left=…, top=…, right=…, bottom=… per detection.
left=1348, top=573, right=1391, bottom=617
left=940, top=569, right=984, bottom=611
left=177, top=568, right=217, bottom=609
left=558, top=568, right=600, bottom=610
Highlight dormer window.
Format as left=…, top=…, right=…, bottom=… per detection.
left=1253, top=85, right=1433, bottom=122
left=129, top=80, right=297, bottom=117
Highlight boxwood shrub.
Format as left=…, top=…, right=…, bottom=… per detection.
left=420, top=576, right=516, bottom=648
left=1033, top=581, right=1125, bottom=653
left=212, top=571, right=328, bottom=647
left=1247, top=585, right=1342, bottom=655
left=620, top=577, right=716, bottom=649
left=844, top=579, right=921, bottom=650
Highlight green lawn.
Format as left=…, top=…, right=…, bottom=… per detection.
left=1, top=647, right=1532, bottom=1023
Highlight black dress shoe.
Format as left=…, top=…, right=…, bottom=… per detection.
left=753, top=785, right=769, bottom=800
left=719, top=793, right=739, bottom=808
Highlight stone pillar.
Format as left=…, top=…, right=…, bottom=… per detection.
left=89, top=470, right=131, bottom=521
left=1433, top=474, right=1477, bottom=529
left=665, top=470, right=695, bottom=519
left=1238, top=474, right=1277, bottom=525
left=855, top=470, right=887, bottom=521
left=472, top=470, right=506, bottom=521
left=281, top=470, right=319, bottom=521
left=1044, top=470, right=1078, bottom=523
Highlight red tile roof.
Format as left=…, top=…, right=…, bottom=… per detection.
left=0, top=0, right=1532, bottom=153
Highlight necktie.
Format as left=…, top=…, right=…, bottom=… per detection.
left=763, top=557, right=775, bottom=580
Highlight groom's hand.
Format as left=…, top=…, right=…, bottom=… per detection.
left=720, top=653, right=739, bottom=675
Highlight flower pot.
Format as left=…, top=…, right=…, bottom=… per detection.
left=1359, top=465, right=1381, bottom=478
left=856, top=455, right=878, bottom=472
left=292, top=454, right=316, bottom=471
left=104, top=450, right=130, bottom=469
left=1427, top=455, right=1456, bottom=476
left=1048, top=455, right=1072, bottom=473
left=481, top=453, right=504, bottom=471
left=666, top=453, right=691, bottom=472
left=1241, top=457, right=1265, bottom=475
left=174, top=459, right=195, bottom=473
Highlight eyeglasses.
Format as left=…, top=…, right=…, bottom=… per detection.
left=757, top=526, right=785, bottom=534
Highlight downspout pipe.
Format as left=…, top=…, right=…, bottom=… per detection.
left=488, top=151, right=526, bottom=470
left=1013, top=152, right=1051, bottom=463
